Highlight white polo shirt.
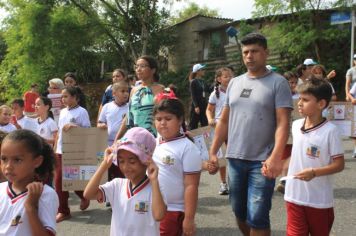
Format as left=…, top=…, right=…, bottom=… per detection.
left=0, top=182, right=58, bottom=236
left=56, top=106, right=91, bottom=154
left=98, top=101, right=128, bottom=146
left=36, top=117, right=58, bottom=141
left=99, top=177, right=160, bottom=236
left=153, top=135, right=202, bottom=211
left=17, top=116, right=38, bottom=133
left=0, top=123, right=16, bottom=133
left=285, top=118, right=344, bottom=209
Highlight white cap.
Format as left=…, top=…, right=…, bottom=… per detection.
left=192, top=64, right=206, bottom=73
left=353, top=54, right=356, bottom=59
left=303, top=58, right=317, bottom=66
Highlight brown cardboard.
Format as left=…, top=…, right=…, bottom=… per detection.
left=62, top=127, right=108, bottom=191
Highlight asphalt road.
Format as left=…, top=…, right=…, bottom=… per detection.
left=57, top=138, right=356, bottom=236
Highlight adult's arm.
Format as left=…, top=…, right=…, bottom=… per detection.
left=262, top=107, right=291, bottom=179
left=345, top=75, right=355, bottom=102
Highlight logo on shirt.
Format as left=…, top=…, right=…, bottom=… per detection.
left=240, top=89, right=252, bottom=98
left=40, top=128, right=45, bottom=135
left=11, top=215, right=22, bottom=226
left=69, top=117, right=76, bottom=123
left=306, top=145, right=320, bottom=159
left=161, top=155, right=175, bottom=165
left=135, top=201, right=149, bottom=213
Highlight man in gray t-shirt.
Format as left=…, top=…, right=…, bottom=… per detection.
left=209, top=33, right=292, bottom=235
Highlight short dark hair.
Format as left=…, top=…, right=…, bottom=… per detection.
left=240, top=33, right=267, bottom=49
left=297, top=76, right=332, bottom=108
left=283, top=71, right=297, bottom=81
left=11, top=98, right=24, bottom=108
left=296, top=64, right=307, bottom=77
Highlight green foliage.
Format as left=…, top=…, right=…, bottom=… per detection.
left=170, top=2, right=220, bottom=25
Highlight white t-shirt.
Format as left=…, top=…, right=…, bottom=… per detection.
left=152, top=135, right=202, bottom=211
left=0, top=123, right=16, bottom=133
left=47, top=93, right=63, bottom=124
left=56, top=106, right=91, bottom=154
left=36, top=117, right=58, bottom=141
left=0, top=182, right=58, bottom=236
left=98, top=101, right=128, bottom=146
left=17, top=116, right=38, bottom=133
left=99, top=178, right=160, bottom=236
left=208, top=88, right=227, bottom=121
left=285, top=118, right=344, bottom=209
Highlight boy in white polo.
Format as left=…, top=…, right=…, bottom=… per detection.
left=284, top=76, right=344, bottom=236
left=84, top=127, right=166, bottom=236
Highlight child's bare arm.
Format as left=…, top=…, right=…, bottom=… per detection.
left=84, top=148, right=113, bottom=200
left=183, top=173, right=200, bottom=235
left=206, top=103, right=216, bottom=127
left=25, top=182, right=53, bottom=236
left=295, top=156, right=344, bottom=181
left=147, top=161, right=166, bottom=221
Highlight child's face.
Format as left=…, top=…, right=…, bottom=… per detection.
left=298, top=93, right=325, bottom=117
left=64, top=77, right=76, bottom=87
left=113, top=86, right=129, bottom=104
left=313, top=68, right=324, bottom=79
left=117, top=149, right=146, bottom=183
left=61, top=90, right=77, bottom=108
left=154, top=111, right=182, bottom=140
left=217, top=70, right=233, bottom=88
left=0, top=108, right=12, bottom=124
left=112, top=71, right=125, bottom=84
left=35, top=98, right=49, bottom=116
left=288, top=77, right=298, bottom=93
left=11, top=103, right=23, bottom=118
left=1, top=140, right=43, bottom=188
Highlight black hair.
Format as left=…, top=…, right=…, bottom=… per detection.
left=311, top=64, right=327, bottom=78
left=64, top=72, right=76, bottom=80
left=153, top=99, right=192, bottom=142
left=240, top=32, right=267, bottom=49
left=214, top=67, right=232, bottom=99
left=3, top=129, right=56, bottom=181
left=38, top=96, right=54, bottom=119
left=283, top=71, right=297, bottom=81
left=168, top=84, right=178, bottom=97
left=11, top=98, right=24, bottom=108
left=297, top=75, right=332, bottom=108
left=138, top=55, right=160, bottom=82
left=63, top=86, right=87, bottom=109
left=296, top=64, right=307, bottom=77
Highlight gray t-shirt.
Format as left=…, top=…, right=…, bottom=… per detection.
left=225, top=71, right=293, bottom=161
left=346, top=67, right=356, bottom=88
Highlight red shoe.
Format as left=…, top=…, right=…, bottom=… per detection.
left=80, top=199, right=90, bottom=211
left=56, top=213, right=71, bottom=223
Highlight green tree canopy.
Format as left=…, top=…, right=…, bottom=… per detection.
left=170, top=2, right=220, bottom=25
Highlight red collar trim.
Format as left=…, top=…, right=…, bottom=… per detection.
left=301, top=118, right=328, bottom=133
left=7, top=183, right=28, bottom=204
left=126, top=176, right=149, bottom=198
left=159, top=134, right=185, bottom=144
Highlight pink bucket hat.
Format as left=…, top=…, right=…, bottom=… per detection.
left=113, top=127, right=156, bottom=165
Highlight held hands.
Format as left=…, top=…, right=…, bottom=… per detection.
left=146, top=161, right=159, bottom=181
left=183, top=218, right=196, bottom=236
left=261, top=157, right=282, bottom=179
left=25, top=182, right=44, bottom=212
left=207, top=154, right=219, bottom=175
left=294, top=168, right=315, bottom=181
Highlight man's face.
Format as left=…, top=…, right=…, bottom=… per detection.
left=241, top=44, right=268, bottom=73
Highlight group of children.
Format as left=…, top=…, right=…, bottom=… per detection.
left=0, top=60, right=346, bottom=236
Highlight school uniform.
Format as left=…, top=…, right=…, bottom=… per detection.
left=16, top=116, right=38, bottom=133
left=36, top=117, right=58, bottom=141
left=0, top=123, right=16, bottom=133
left=99, top=177, right=160, bottom=236
left=0, top=182, right=58, bottom=236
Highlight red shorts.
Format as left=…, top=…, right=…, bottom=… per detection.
left=159, top=211, right=184, bottom=236
left=282, top=144, right=292, bottom=160
left=286, top=202, right=334, bottom=236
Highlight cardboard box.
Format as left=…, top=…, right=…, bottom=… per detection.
left=62, top=127, right=108, bottom=191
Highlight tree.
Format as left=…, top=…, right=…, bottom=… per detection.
left=170, top=2, right=220, bottom=25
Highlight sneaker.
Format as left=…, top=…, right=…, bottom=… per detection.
left=276, top=181, right=285, bottom=194
left=219, top=183, right=229, bottom=195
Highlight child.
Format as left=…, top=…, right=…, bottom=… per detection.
left=284, top=77, right=344, bottom=235
left=206, top=67, right=233, bottom=195
left=0, top=130, right=7, bottom=182
left=35, top=96, right=58, bottom=146
left=0, top=129, right=59, bottom=235
left=54, top=86, right=91, bottom=223
left=23, top=83, right=39, bottom=117
left=98, top=81, right=129, bottom=181
left=0, top=105, right=16, bottom=133
left=84, top=127, right=166, bottom=236
left=276, top=71, right=299, bottom=194
left=11, top=99, right=38, bottom=133
left=152, top=98, right=202, bottom=236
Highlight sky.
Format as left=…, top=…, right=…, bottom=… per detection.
left=166, top=0, right=255, bottom=20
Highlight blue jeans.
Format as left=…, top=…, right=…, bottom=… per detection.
left=228, top=158, right=275, bottom=229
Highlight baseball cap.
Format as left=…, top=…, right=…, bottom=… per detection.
left=303, top=58, right=317, bottom=66
left=266, top=65, right=277, bottom=72
left=113, top=127, right=156, bottom=165
left=192, top=64, right=206, bottom=73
